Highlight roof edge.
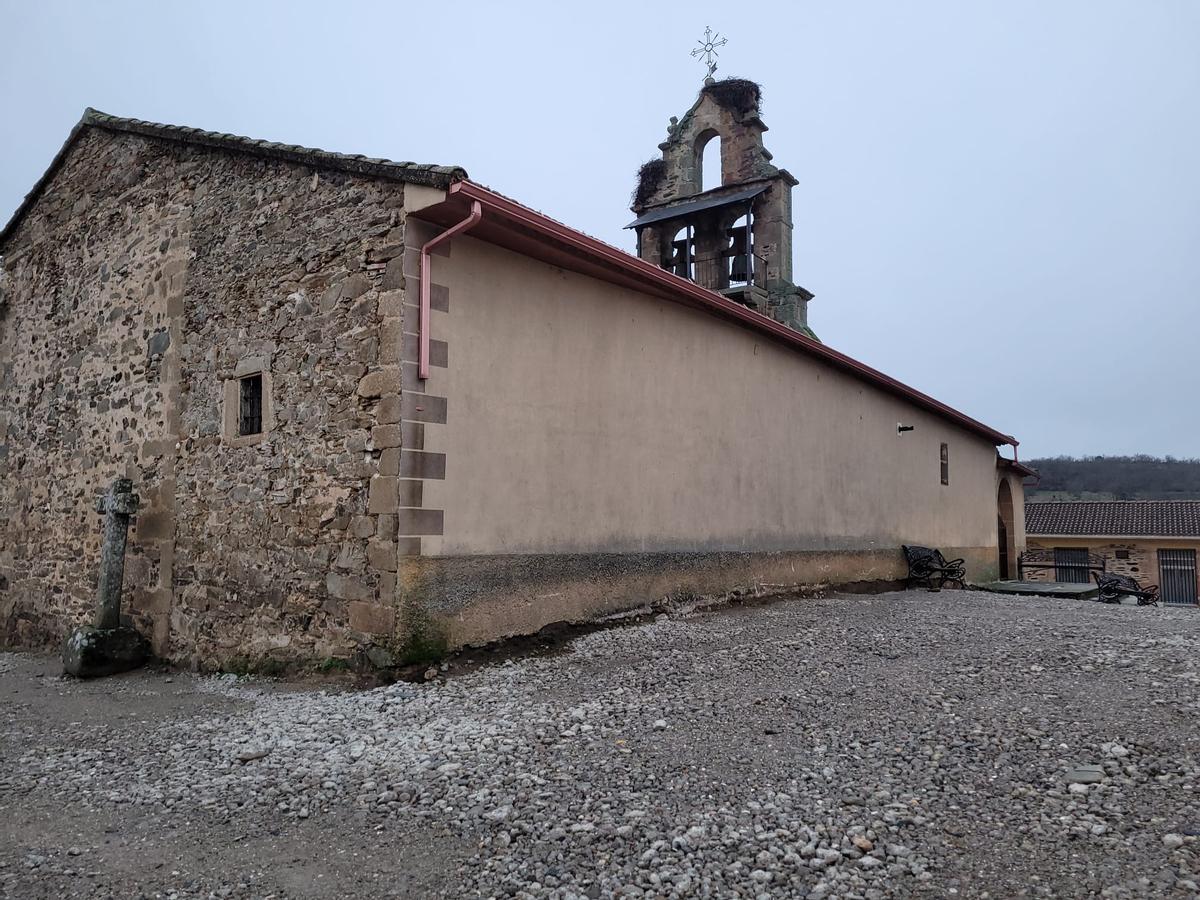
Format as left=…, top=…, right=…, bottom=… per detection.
left=1, top=108, right=467, bottom=249
left=1026, top=533, right=1200, bottom=540
left=1026, top=499, right=1200, bottom=506
left=444, top=179, right=1018, bottom=448
left=999, top=457, right=1038, bottom=479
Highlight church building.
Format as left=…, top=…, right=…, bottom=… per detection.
left=0, top=79, right=1028, bottom=669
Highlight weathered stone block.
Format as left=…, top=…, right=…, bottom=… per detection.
left=401, top=420, right=424, bottom=450
left=378, top=571, right=396, bottom=598
left=380, top=319, right=403, bottom=364
left=400, top=392, right=447, bottom=423
left=341, top=272, right=372, bottom=300
left=378, top=394, right=402, bottom=425
left=326, top=572, right=371, bottom=601
left=397, top=479, right=423, bottom=507
left=366, top=645, right=396, bottom=668
left=382, top=257, right=405, bottom=291
left=366, top=244, right=404, bottom=264
left=377, top=290, right=404, bottom=318
left=379, top=448, right=400, bottom=477
left=371, top=425, right=402, bottom=449
left=367, top=475, right=398, bottom=514
left=399, top=450, right=446, bottom=480
left=62, top=625, right=151, bottom=679
left=356, top=366, right=401, bottom=399
left=348, top=600, right=394, bottom=635
left=429, top=282, right=449, bottom=312
left=319, top=282, right=342, bottom=313
left=396, top=507, right=444, bottom=536
left=367, top=540, right=397, bottom=572
left=349, top=515, right=376, bottom=539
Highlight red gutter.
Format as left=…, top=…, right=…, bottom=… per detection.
left=419, top=200, right=482, bottom=379
left=999, top=457, right=1038, bottom=479
left=439, top=180, right=1017, bottom=450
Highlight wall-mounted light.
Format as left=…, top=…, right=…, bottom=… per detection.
left=898, top=423, right=915, bottom=435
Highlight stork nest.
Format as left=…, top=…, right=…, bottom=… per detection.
left=632, top=158, right=668, bottom=208
left=701, top=77, right=762, bottom=114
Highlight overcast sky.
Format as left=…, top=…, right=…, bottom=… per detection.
left=2, top=1, right=1197, bottom=458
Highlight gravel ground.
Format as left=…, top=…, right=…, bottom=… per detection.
left=2, top=588, right=1199, bottom=899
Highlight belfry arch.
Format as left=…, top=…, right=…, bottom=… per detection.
left=697, top=129, right=723, bottom=192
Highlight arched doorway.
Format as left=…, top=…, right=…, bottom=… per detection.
left=997, top=479, right=1015, bottom=580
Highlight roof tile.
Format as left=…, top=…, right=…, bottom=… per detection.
left=1025, top=501, right=1200, bottom=537
left=1, top=108, right=467, bottom=247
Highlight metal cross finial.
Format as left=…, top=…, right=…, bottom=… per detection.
left=691, top=26, right=728, bottom=80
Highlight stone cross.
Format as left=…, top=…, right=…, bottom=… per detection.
left=93, top=478, right=140, bottom=631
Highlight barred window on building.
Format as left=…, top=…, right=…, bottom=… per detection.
left=239, top=373, right=264, bottom=436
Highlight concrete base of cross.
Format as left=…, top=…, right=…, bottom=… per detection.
left=62, top=625, right=151, bottom=679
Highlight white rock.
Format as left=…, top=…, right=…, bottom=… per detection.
left=235, top=745, right=272, bottom=763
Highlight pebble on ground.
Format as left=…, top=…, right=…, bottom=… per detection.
left=2, top=589, right=1199, bottom=899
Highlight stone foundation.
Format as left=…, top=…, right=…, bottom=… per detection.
left=398, top=545, right=998, bottom=652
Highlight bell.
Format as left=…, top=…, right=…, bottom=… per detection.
left=730, top=252, right=748, bottom=283
left=670, top=239, right=691, bottom=279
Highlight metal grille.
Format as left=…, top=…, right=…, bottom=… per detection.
left=1158, top=549, right=1197, bottom=605
left=1054, top=548, right=1092, bottom=584
left=239, top=373, right=263, bottom=436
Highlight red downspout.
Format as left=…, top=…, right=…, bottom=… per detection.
left=419, top=200, right=482, bottom=379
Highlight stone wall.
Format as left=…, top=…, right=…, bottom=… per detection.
left=1024, top=539, right=1154, bottom=584
left=0, top=129, right=184, bottom=648
left=0, top=127, right=412, bottom=668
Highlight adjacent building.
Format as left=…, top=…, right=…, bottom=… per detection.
left=0, top=81, right=1027, bottom=669
left=1024, top=501, right=1200, bottom=605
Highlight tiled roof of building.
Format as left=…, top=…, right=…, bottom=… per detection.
left=1, top=108, right=467, bottom=247
left=1026, top=500, right=1200, bottom=537
left=419, top=181, right=1019, bottom=447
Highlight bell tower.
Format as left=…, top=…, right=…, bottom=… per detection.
left=627, top=77, right=815, bottom=337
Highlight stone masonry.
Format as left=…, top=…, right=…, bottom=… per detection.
left=0, top=117, right=463, bottom=669
left=1024, top=540, right=1156, bottom=584
left=629, top=78, right=815, bottom=334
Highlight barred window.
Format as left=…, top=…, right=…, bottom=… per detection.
left=1054, top=548, right=1091, bottom=584
left=239, top=373, right=263, bottom=436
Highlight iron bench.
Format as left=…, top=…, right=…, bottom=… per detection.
left=1094, top=572, right=1159, bottom=606
left=902, top=545, right=967, bottom=591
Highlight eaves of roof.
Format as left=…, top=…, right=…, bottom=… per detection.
left=1025, top=500, right=1200, bottom=538
left=1027, top=533, right=1200, bottom=541
left=0, top=108, right=467, bottom=249
left=625, top=183, right=770, bottom=229
left=413, top=179, right=1019, bottom=449
left=999, top=457, right=1038, bottom=479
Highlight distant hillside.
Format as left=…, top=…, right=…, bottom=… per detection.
left=1025, top=456, right=1200, bottom=501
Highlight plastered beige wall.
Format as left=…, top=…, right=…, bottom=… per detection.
left=416, top=237, right=1006, bottom=569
